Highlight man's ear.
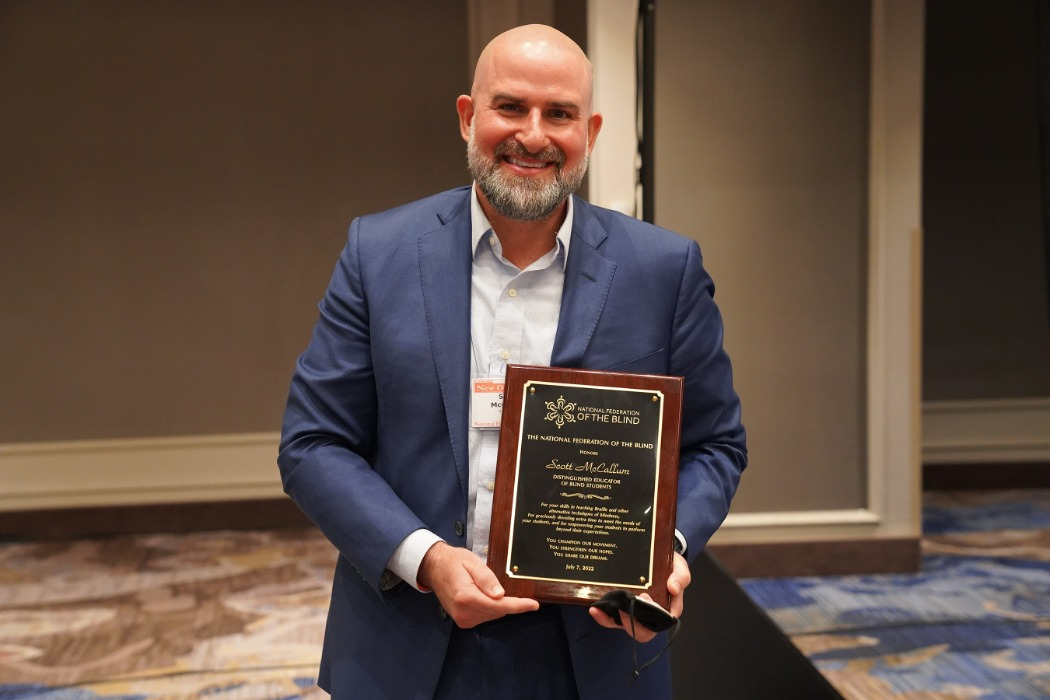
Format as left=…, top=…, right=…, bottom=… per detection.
left=456, top=95, right=474, bottom=143
left=587, top=112, right=604, bottom=153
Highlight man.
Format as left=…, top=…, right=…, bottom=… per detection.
left=279, top=24, right=746, bottom=700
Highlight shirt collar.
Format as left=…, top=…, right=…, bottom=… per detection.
left=469, top=184, right=573, bottom=270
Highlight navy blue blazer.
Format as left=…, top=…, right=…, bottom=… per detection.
left=278, top=186, right=747, bottom=699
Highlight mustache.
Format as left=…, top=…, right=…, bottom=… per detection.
left=493, top=140, right=566, bottom=168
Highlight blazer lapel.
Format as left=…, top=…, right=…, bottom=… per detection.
left=418, top=191, right=473, bottom=498
left=552, top=197, right=616, bottom=368
left=416, top=192, right=615, bottom=494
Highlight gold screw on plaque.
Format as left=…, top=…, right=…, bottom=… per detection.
left=529, top=387, right=536, bottom=395
left=639, top=576, right=647, bottom=584
left=512, top=566, right=519, bottom=573
left=652, top=395, right=658, bottom=402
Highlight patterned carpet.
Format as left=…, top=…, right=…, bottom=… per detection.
left=741, top=489, right=1050, bottom=700
left=0, top=529, right=334, bottom=698
left=0, top=490, right=1046, bottom=699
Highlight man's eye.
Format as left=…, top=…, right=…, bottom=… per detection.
left=499, top=104, right=522, bottom=113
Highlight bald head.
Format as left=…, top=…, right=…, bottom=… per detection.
left=472, top=24, right=594, bottom=112
left=456, top=24, right=602, bottom=225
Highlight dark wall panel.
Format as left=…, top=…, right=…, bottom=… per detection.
left=923, top=0, right=1050, bottom=400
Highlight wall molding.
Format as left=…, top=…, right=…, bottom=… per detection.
left=923, top=398, right=1050, bottom=464
left=0, top=432, right=283, bottom=511
left=586, top=0, right=638, bottom=215
left=714, top=508, right=883, bottom=545
left=2, top=431, right=890, bottom=544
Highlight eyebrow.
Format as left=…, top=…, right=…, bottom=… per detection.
left=491, top=93, right=582, bottom=113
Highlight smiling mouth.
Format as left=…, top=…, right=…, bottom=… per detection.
left=504, top=156, right=551, bottom=169
left=496, top=139, right=564, bottom=171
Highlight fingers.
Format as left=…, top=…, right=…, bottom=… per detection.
left=421, top=543, right=539, bottom=628
left=448, top=592, right=539, bottom=629
left=627, top=594, right=660, bottom=643
left=587, top=553, right=692, bottom=643
left=586, top=597, right=658, bottom=643
left=588, top=604, right=616, bottom=627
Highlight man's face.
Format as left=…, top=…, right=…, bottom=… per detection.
left=466, top=120, right=588, bottom=222
left=458, top=38, right=602, bottom=222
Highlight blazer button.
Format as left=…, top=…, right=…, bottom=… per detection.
left=439, top=606, right=449, bottom=621
left=454, top=520, right=464, bottom=537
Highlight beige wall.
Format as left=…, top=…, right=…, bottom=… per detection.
left=2, top=0, right=930, bottom=526
left=653, top=0, right=872, bottom=513
left=0, top=0, right=602, bottom=512
left=0, top=0, right=469, bottom=443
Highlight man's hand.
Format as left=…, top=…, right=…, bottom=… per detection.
left=418, top=541, right=540, bottom=628
left=588, top=552, right=691, bottom=642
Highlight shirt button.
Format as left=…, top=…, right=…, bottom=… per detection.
left=482, top=545, right=490, bottom=556
left=486, top=481, right=495, bottom=491
left=500, top=350, right=510, bottom=360
left=454, top=520, right=464, bottom=537
left=508, top=289, right=517, bottom=297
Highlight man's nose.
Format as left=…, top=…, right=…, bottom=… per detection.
left=516, top=110, right=550, bottom=153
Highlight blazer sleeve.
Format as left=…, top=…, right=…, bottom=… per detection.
left=668, top=240, right=748, bottom=555
left=277, top=217, right=429, bottom=593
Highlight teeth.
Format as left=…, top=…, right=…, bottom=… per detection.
left=508, top=157, right=545, bottom=168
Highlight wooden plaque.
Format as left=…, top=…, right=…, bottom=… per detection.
left=486, top=365, right=683, bottom=608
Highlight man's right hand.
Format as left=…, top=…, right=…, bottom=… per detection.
left=418, top=541, right=539, bottom=628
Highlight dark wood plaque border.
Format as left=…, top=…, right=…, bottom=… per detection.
left=487, top=364, right=683, bottom=608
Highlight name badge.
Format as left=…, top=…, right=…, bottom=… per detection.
left=471, top=378, right=504, bottom=429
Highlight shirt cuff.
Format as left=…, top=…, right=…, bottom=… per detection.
left=674, top=528, right=687, bottom=557
left=385, top=528, right=445, bottom=592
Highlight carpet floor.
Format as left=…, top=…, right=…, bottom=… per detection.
left=741, top=489, right=1050, bottom=700
left=0, top=489, right=1046, bottom=699
left=0, top=529, right=333, bottom=698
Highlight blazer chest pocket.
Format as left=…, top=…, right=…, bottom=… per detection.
left=599, top=347, right=667, bottom=375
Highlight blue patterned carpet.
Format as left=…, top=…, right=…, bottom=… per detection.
left=740, top=489, right=1050, bottom=699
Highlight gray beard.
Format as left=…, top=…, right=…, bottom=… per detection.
left=466, top=125, right=588, bottom=222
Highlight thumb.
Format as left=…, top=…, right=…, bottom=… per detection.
left=465, top=557, right=505, bottom=599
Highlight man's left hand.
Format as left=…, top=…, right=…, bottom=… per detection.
left=587, top=551, right=690, bottom=643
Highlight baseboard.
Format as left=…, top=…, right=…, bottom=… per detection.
left=923, top=462, right=1050, bottom=491
left=923, top=398, right=1050, bottom=464
left=0, top=432, right=283, bottom=511
left=708, top=536, right=921, bottom=579
left=715, top=507, right=883, bottom=544
left=0, top=498, right=312, bottom=540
